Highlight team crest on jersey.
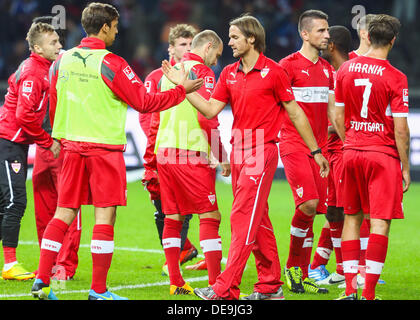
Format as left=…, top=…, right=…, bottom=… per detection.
left=260, top=68, right=270, bottom=78
left=403, top=89, right=409, bottom=103
left=11, top=161, right=21, bottom=174
left=205, top=76, right=214, bottom=89
left=22, top=80, right=33, bottom=93
left=296, top=186, right=304, bottom=198
left=323, top=68, right=330, bottom=79
left=208, top=194, right=216, bottom=205
left=123, top=66, right=135, bottom=80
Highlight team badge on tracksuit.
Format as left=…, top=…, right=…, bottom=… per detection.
left=11, top=161, right=21, bottom=174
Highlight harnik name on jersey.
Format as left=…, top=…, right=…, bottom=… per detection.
left=348, top=62, right=386, bottom=76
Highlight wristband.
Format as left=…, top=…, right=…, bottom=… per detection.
left=310, top=148, right=322, bottom=156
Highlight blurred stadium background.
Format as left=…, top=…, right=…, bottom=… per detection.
left=1, top=0, right=419, bottom=179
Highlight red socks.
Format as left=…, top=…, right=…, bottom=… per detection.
left=37, top=218, right=69, bottom=285
left=311, top=226, right=332, bottom=270
left=3, top=246, right=17, bottom=266
left=362, top=233, right=388, bottom=300
left=287, top=208, right=314, bottom=278
left=359, top=219, right=370, bottom=276
left=341, top=239, right=360, bottom=296
left=199, top=218, right=222, bottom=285
left=162, top=218, right=184, bottom=287
left=91, top=224, right=114, bottom=293
left=330, top=221, right=344, bottom=275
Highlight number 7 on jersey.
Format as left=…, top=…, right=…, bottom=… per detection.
left=354, top=78, right=372, bottom=118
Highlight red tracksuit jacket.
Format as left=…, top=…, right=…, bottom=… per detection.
left=0, top=52, right=53, bottom=148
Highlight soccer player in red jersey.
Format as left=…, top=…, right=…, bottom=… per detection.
left=349, top=14, right=376, bottom=60
left=30, top=15, right=82, bottom=281
left=31, top=2, right=202, bottom=300
left=157, top=30, right=230, bottom=295
left=309, top=26, right=353, bottom=286
left=141, top=24, right=201, bottom=276
left=278, top=10, right=339, bottom=294
left=334, top=14, right=410, bottom=300
left=0, top=22, right=61, bottom=281
left=163, top=14, right=329, bottom=300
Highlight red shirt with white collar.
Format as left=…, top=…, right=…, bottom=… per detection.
left=0, top=52, right=53, bottom=148
left=212, top=52, right=294, bottom=150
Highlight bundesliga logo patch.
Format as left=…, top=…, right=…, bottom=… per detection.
left=403, top=89, right=409, bottom=103
left=144, top=80, right=151, bottom=93
left=204, top=76, right=214, bottom=89
left=22, top=80, right=33, bottom=93
left=123, top=66, right=135, bottom=80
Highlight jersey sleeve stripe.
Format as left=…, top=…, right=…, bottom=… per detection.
left=335, top=102, right=345, bottom=107
left=392, top=113, right=408, bottom=117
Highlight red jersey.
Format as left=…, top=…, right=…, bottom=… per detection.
left=49, top=37, right=186, bottom=153
left=335, top=55, right=409, bottom=158
left=348, top=50, right=359, bottom=60
left=212, top=52, right=294, bottom=150
left=328, top=69, right=343, bottom=152
left=0, top=53, right=53, bottom=148
left=278, top=51, right=334, bottom=156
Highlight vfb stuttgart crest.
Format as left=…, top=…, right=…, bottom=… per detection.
left=208, top=193, right=216, bottom=205
left=11, top=161, right=21, bottom=174
left=260, top=68, right=270, bottom=78
left=296, top=186, right=304, bottom=198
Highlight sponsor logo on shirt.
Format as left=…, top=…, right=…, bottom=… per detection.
left=123, top=65, right=135, bottom=80
left=205, top=76, right=214, bottom=89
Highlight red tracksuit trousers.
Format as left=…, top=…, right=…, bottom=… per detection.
left=212, top=143, right=283, bottom=299
left=32, top=146, right=81, bottom=278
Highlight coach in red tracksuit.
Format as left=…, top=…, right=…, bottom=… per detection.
left=0, top=22, right=61, bottom=279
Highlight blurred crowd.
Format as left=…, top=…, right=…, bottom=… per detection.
left=0, top=0, right=419, bottom=90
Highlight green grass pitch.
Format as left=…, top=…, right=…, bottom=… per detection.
left=1, top=179, right=419, bottom=300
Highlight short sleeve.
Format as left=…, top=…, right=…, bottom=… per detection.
left=211, top=67, right=230, bottom=103
left=334, top=67, right=345, bottom=108
left=389, top=73, right=409, bottom=117
left=273, top=65, right=295, bottom=103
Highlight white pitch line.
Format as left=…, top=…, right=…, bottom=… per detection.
left=0, top=276, right=209, bottom=299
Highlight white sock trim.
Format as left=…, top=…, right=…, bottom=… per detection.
left=91, top=240, right=114, bottom=254
left=41, top=238, right=62, bottom=253
left=162, top=237, right=181, bottom=249
left=200, top=238, right=222, bottom=253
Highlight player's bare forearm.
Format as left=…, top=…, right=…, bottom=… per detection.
left=328, top=95, right=345, bottom=141
left=335, top=106, right=346, bottom=142
left=186, top=94, right=225, bottom=119
left=394, top=117, right=411, bottom=192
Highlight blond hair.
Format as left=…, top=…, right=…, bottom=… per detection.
left=26, top=22, right=55, bottom=51
left=168, top=24, right=197, bottom=46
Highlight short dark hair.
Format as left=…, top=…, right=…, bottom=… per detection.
left=298, top=9, right=328, bottom=33
left=368, top=14, right=401, bottom=47
left=81, top=2, right=119, bottom=36
left=328, top=25, right=352, bottom=55
left=230, top=14, right=266, bottom=53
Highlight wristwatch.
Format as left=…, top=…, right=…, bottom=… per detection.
left=310, top=148, right=322, bottom=156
